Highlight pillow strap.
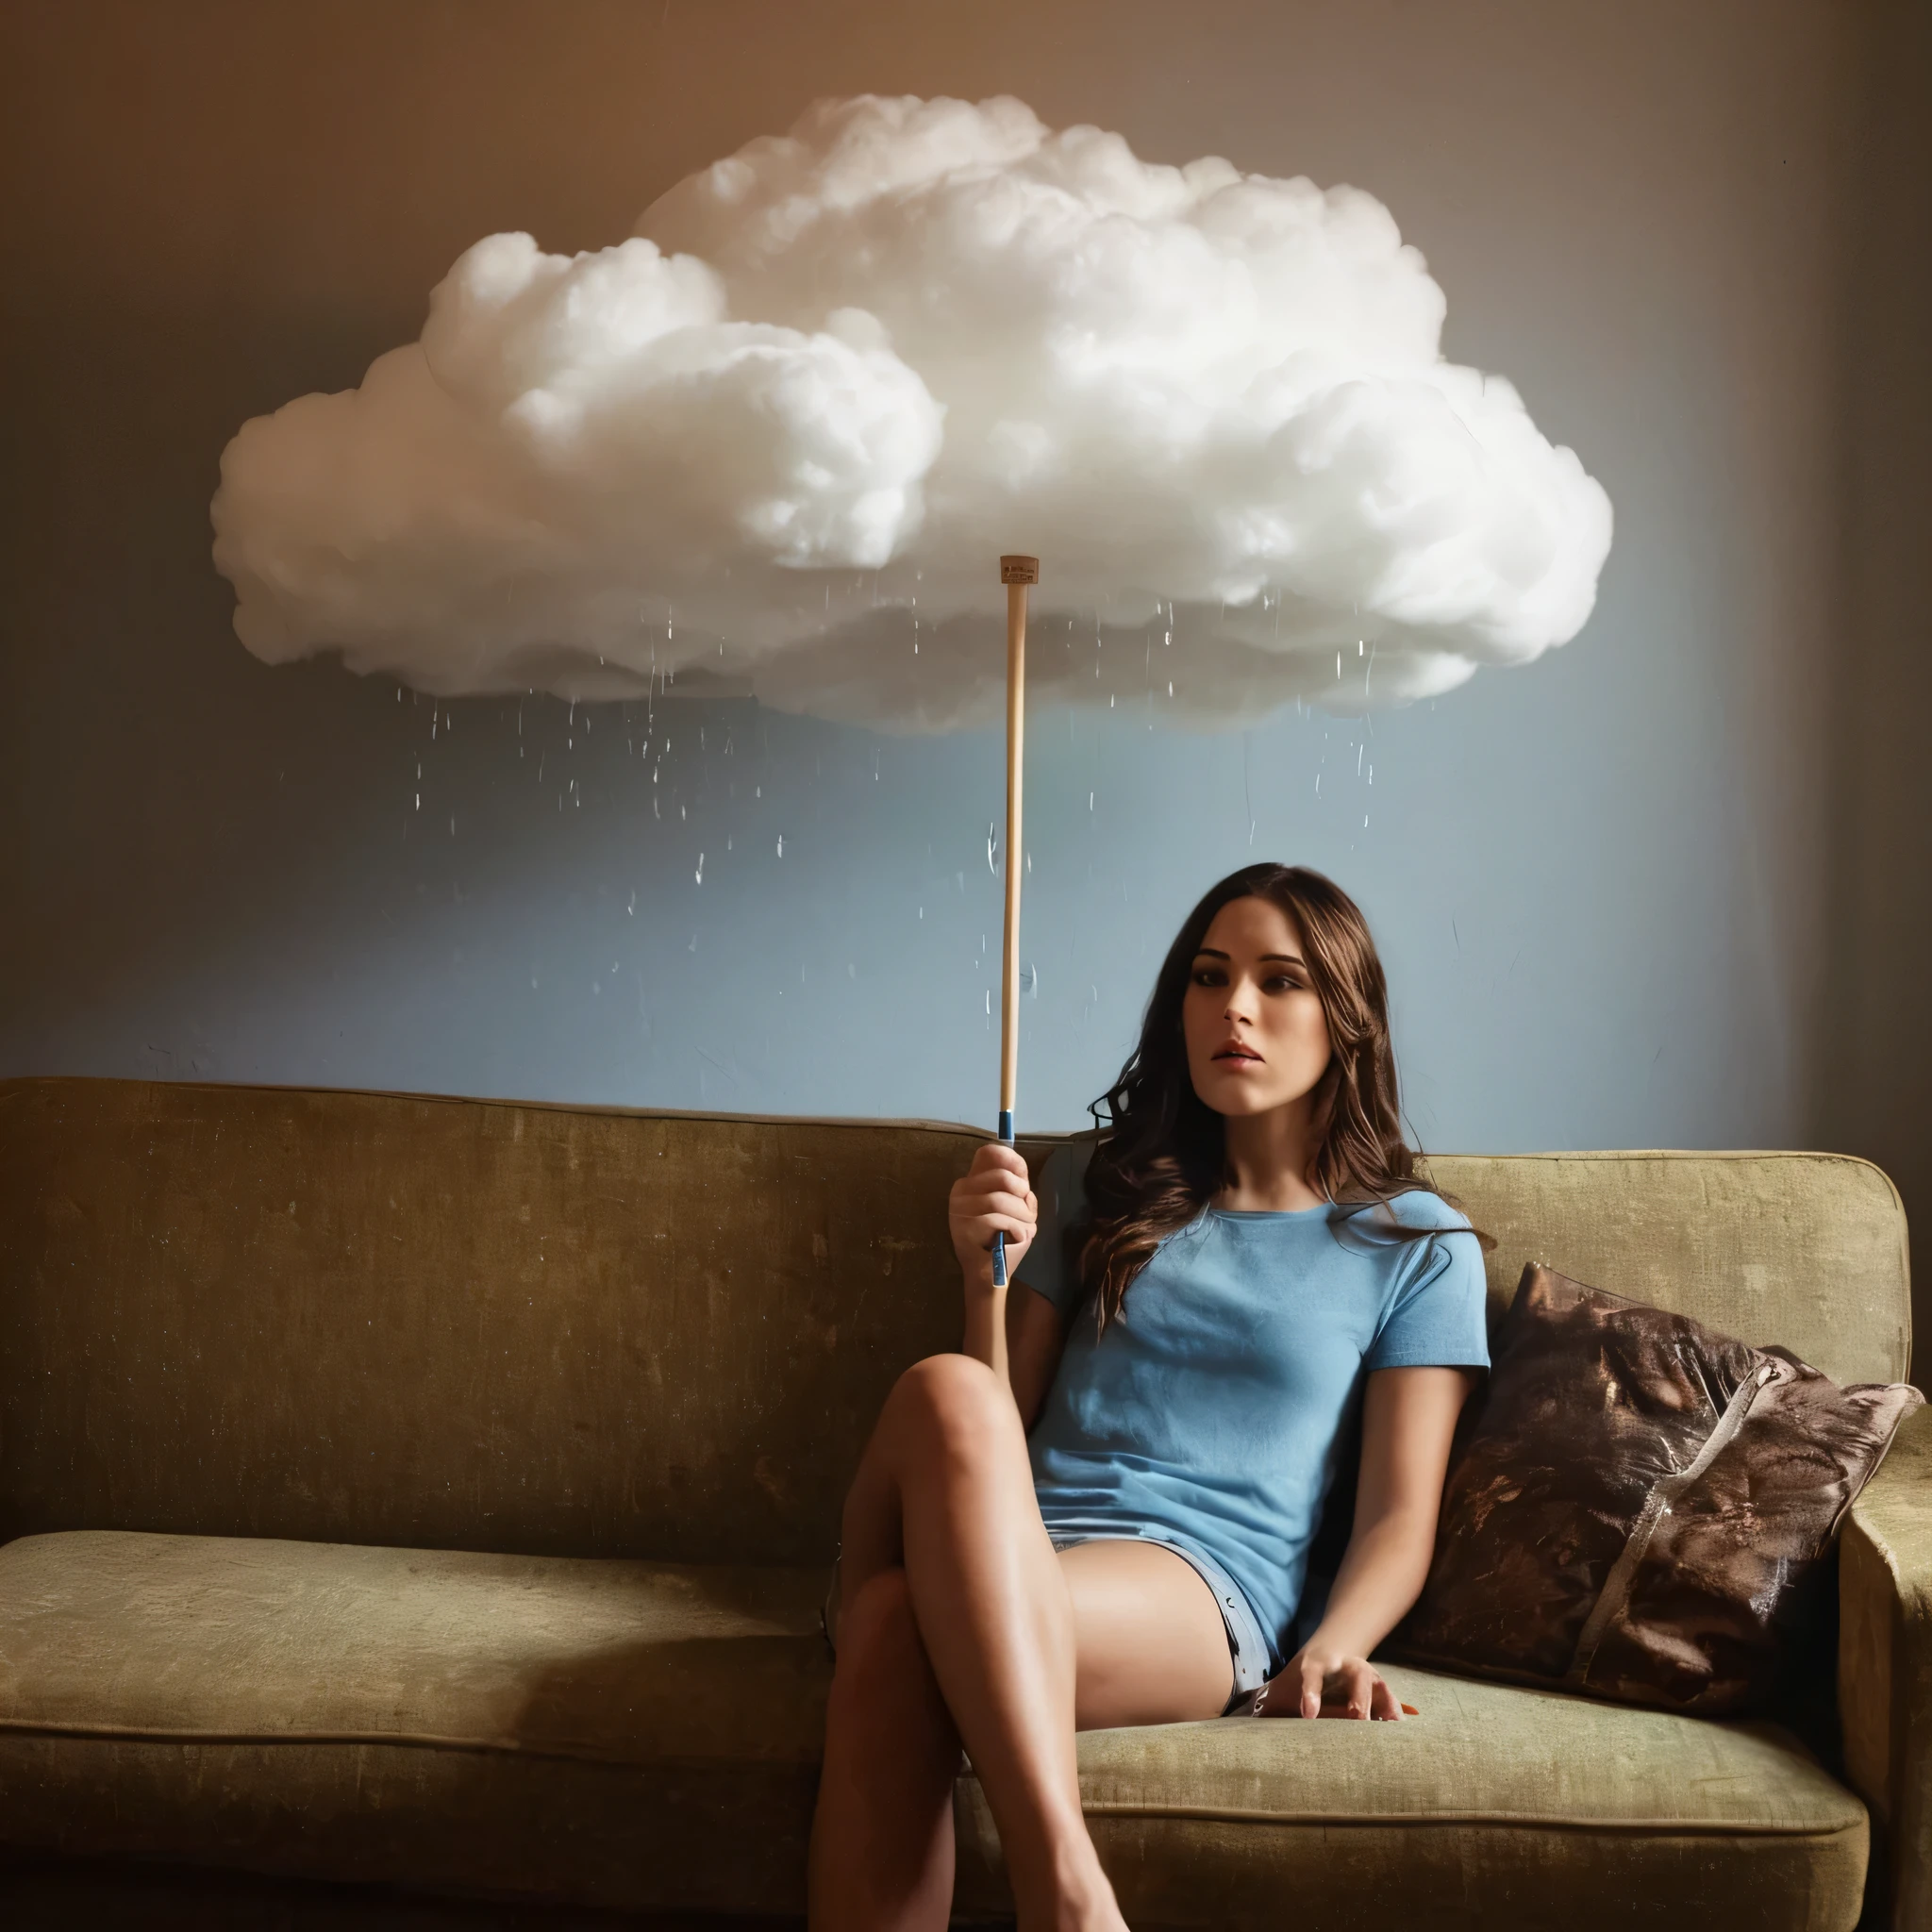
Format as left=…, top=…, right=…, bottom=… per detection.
left=1564, top=1357, right=1785, bottom=1691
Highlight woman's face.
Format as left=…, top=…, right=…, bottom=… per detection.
left=1182, top=895, right=1333, bottom=1120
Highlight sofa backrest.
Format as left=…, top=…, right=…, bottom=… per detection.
left=0, top=1077, right=1912, bottom=1566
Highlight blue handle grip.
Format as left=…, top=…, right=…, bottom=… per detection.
left=991, top=1108, right=1015, bottom=1288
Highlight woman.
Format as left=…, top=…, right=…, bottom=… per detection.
left=809, top=863, right=1489, bottom=1932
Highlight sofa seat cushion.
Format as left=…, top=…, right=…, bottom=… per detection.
left=1, top=1531, right=1870, bottom=1927
left=0, top=1530, right=831, bottom=1915
left=958, top=1660, right=1868, bottom=1930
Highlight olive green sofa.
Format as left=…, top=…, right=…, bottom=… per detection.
left=0, top=1075, right=1924, bottom=1929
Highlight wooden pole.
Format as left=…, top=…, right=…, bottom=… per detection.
left=991, top=554, right=1038, bottom=1289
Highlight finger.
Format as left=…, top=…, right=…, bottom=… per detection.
left=975, top=1142, right=1029, bottom=1178
left=1299, top=1657, right=1323, bottom=1721
left=970, top=1194, right=1037, bottom=1236
left=1369, top=1673, right=1403, bottom=1723
left=1319, top=1662, right=1373, bottom=1720
left=965, top=1186, right=1034, bottom=1222
left=974, top=1214, right=1033, bottom=1250
left=976, top=1183, right=1035, bottom=1215
left=1345, top=1662, right=1375, bottom=1720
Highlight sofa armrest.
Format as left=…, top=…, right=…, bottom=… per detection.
left=1840, top=1400, right=1932, bottom=1928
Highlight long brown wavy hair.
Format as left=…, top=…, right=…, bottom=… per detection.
left=1074, top=863, right=1452, bottom=1327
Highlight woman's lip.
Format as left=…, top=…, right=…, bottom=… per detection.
left=1213, top=1049, right=1262, bottom=1063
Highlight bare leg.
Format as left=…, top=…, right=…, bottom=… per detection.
left=1057, top=1539, right=1234, bottom=1731
left=809, top=1354, right=1124, bottom=1932
left=809, top=1565, right=961, bottom=1929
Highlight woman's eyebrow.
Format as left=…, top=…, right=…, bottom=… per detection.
left=1191, top=947, right=1307, bottom=966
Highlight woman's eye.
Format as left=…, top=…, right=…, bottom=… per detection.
left=1191, top=968, right=1224, bottom=987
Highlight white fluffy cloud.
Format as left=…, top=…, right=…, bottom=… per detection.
left=212, top=93, right=1612, bottom=731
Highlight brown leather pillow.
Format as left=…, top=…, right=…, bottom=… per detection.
left=1394, top=1263, right=1924, bottom=1715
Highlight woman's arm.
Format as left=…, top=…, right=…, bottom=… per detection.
left=1005, top=1284, right=1068, bottom=1433
left=947, top=1142, right=1066, bottom=1425
left=1281, top=1364, right=1475, bottom=1720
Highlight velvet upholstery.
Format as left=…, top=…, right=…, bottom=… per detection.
left=0, top=1076, right=1921, bottom=1925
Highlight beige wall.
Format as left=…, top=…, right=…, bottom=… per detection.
left=1, top=0, right=1924, bottom=1370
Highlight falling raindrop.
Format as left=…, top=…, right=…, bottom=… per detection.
left=695, top=854, right=704, bottom=884
left=414, top=793, right=421, bottom=810
left=1089, top=791, right=1094, bottom=811
left=986, top=824, right=998, bottom=874
left=776, top=835, right=784, bottom=857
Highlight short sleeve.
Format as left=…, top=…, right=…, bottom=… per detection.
left=1363, top=1198, right=1491, bottom=1373
left=1014, top=1138, right=1096, bottom=1318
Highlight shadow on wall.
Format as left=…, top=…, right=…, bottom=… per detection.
left=1822, top=0, right=1932, bottom=1383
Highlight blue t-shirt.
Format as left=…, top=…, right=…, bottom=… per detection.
left=1018, top=1138, right=1490, bottom=1670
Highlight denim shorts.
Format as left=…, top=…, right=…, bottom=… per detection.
left=1048, top=1532, right=1271, bottom=1713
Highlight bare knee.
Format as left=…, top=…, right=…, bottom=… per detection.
left=887, top=1353, right=1016, bottom=1465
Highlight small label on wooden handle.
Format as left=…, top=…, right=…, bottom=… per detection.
left=1000, top=555, right=1040, bottom=584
